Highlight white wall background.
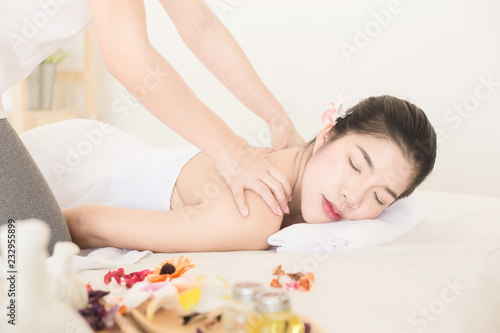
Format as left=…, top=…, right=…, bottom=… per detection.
left=97, top=0, right=500, bottom=198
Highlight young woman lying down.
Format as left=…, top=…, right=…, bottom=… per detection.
left=21, top=95, right=436, bottom=252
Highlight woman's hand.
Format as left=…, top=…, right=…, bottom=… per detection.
left=214, top=140, right=292, bottom=218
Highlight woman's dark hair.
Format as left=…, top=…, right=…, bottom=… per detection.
left=311, top=95, right=437, bottom=199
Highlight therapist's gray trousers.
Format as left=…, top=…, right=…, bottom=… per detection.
left=0, top=119, right=71, bottom=255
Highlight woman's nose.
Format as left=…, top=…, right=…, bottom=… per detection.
left=343, top=190, right=361, bottom=209
left=342, top=183, right=367, bottom=209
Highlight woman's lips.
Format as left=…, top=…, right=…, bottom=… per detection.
left=322, top=195, right=342, bottom=221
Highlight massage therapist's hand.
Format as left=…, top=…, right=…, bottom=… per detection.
left=215, top=139, right=292, bottom=218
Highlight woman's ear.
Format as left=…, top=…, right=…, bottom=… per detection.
left=312, top=122, right=335, bottom=154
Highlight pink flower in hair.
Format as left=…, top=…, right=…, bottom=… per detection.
left=321, top=90, right=351, bottom=125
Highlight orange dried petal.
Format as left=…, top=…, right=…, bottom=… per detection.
left=270, top=278, right=282, bottom=288
left=272, top=265, right=285, bottom=276
left=298, top=276, right=314, bottom=292
left=303, top=273, right=315, bottom=282
left=147, top=274, right=168, bottom=283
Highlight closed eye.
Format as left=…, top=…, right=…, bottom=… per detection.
left=374, top=192, right=384, bottom=206
left=348, top=158, right=360, bottom=173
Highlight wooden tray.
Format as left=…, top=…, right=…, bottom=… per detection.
left=111, top=301, right=326, bottom=333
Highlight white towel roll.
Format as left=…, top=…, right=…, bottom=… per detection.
left=267, top=195, right=428, bottom=253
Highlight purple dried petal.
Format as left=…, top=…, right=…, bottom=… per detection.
left=88, top=290, right=110, bottom=303
left=78, top=289, right=113, bottom=331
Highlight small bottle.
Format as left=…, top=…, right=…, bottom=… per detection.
left=246, top=290, right=305, bottom=333
left=222, top=282, right=264, bottom=333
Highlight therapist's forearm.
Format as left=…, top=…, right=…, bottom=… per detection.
left=111, top=49, right=246, bottom=161
left=87, top=0, right=243, bottom=160
left=179, top=15, right=288, bottom=126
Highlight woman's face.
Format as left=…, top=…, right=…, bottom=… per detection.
left=300, top=126, right=414, bottom=223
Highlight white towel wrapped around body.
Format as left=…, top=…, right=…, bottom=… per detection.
left=267, top=195, right=428, bottom=253
left=20, top=119, right=200, bottom=211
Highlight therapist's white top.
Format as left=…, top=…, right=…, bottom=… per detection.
left=0, top=0, right=91, bottom=119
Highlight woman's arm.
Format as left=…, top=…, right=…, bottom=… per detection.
left=159, top=0, right=305, bottom=150
left=86, top=0, right=292, bottom=218
left=64, top=189, right=283, bottom=252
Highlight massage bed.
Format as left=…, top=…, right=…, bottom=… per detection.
left=74, top=189, right=500, bottom=332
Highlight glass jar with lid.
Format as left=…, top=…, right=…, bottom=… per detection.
left=246, top=289, right=305, bottom=333
left=222, top=282, right=264, bottom=333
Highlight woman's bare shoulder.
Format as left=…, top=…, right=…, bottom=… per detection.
left=170, top=148, right=305, bottom=250
left=175, top=148, right=301, bottom=207
left=174, top=151, right=227, bottom=207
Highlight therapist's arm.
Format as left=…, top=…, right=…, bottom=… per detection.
left=159, top=0, right=305, bottom=150
left=86, top=0, right=291, bottom=217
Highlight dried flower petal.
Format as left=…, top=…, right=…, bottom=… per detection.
left=272, top=265, right=285, bottom=276
left=298, top=276, right=313, bottom=292
left=104, top=268, right=125, bottom=285
left=285, top=280, right=299, bottom=291
left=104, top=268, right=153, bottom=289
left=303, top=273, right=315, bottom=283
left=269, top=265, right=315, bottom=292
left=78, top=289, right=116, bottom=331
left=270, top=278, right=282, bottom=288
left=286, top=272, right=304, bottom=281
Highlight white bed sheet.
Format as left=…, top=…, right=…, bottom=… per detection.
left=77, top=190, right=500, bottom=332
